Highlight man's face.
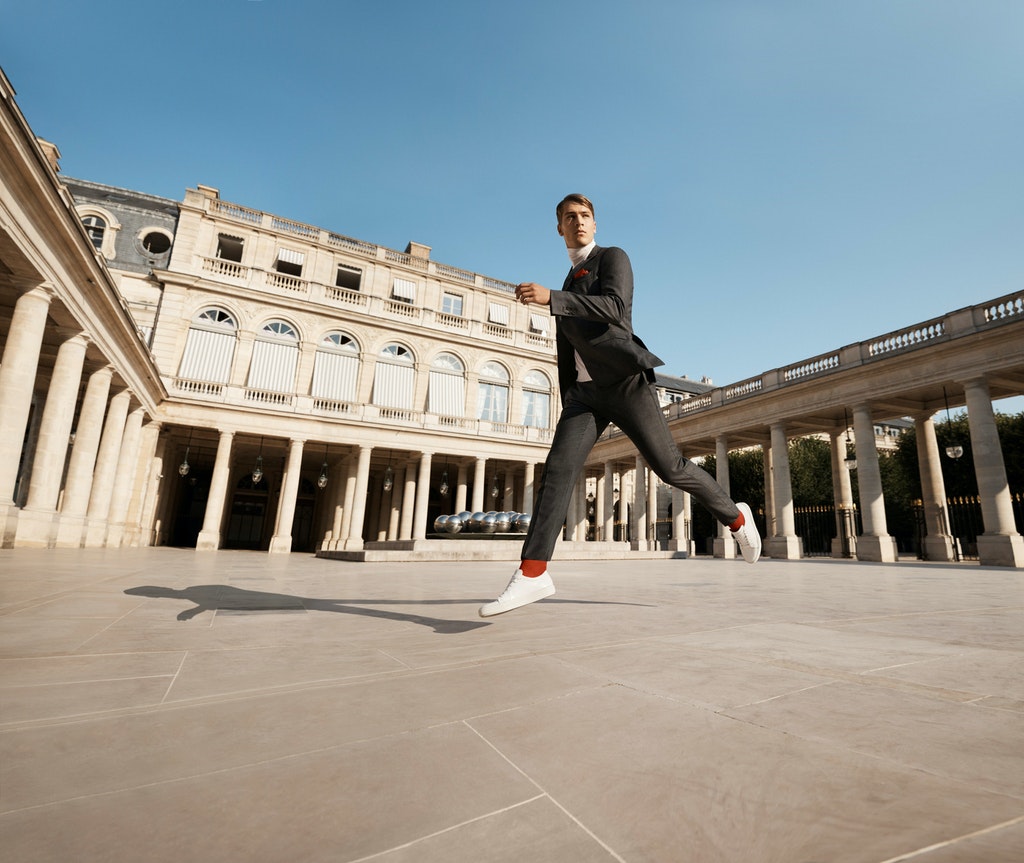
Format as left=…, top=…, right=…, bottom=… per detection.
left=557, top=202, right=596, bottom=249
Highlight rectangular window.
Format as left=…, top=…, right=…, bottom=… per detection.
left=522, top=390, right=550, bottom=428
left=488, top=303, right=510, bottom=326
left=275, top=248, right=304, bottom=277
left=335, top=264, right=362, bottom=291
left=216, top=234, right=244, bottom=262
left=442, top=292, right=464, bottom=316
left=392, top=278, right=417, bottom=303
left=529, top=313, right=549, bottom=334
left=477, top=382, right=509, bottom=422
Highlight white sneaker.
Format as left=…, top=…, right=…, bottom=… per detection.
left=479, top=570, right=555, bottom=617
left=731, top=502, right=762, bottom=564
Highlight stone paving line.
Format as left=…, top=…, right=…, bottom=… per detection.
left=1, top=547, right=1023, bottom=863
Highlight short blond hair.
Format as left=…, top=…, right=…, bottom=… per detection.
left=556, top=193, right=595, bottom=221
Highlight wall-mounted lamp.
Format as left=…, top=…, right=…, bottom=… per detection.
left=252, top=436, right=264, bottom=485
left=178, top=428, right=193, bottom=477
left=843, top=409, right=857, bottom=471
left=317, top=443, right=329, bottom=490
left=942, top=387, right=964, bottom=460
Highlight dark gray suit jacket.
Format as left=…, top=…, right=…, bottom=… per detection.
left=548, top=245, right=664, bottom=402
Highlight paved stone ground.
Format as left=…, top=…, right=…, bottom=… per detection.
left=1, top=548, right=1022, bottom=863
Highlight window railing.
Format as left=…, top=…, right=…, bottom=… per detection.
left=323, top=285, right=367, bottom=308
left=201, top=256, right=249, bottom=280
left=265, top=271, right=309, bottom=294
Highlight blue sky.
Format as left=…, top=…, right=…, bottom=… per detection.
left=3, top=0, right=1022, bottom=408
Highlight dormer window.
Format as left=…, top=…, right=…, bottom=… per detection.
left=82, top=215, right=105, bottom=249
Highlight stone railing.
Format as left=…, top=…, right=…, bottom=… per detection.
left=208, top=196, right=517, bottom=295
left=649, top=288, right=1024, bottom=427
left=169, top=377, right=555, bottom=445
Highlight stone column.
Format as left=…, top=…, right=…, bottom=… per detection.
left=455, top=462, right=468, bottom=513
left=520, top=462, right=536, bottom=515
left=713, top=436, right=735, bottom=559
left=762, top=441, right=776, bottom=541
left=502, top=470, right=515, bottom=513
left=829, top=430, right=857, bottom=559
left=413, top=452, right=433, bottom=540
left=0, top=284, right=54, bottom=506
left=648, top=471, right=659, bottom=545
left=388, top=467, right=404, bottom=539
left=851, top=404, right=897, bottom=562
left=768, top=421, right=802, bottom=560
left=914, top=413, right=955, bottom=562
left=963, top=378, right=1024, bottom=566
left=269, top=438, right=305, bottom=553
left=577, top=472, right=593, bottom=540
left=374, top=475, right=390, bottom=541
left=345, top=445, right=372, bottom=549
left=338, top=455, right=358, bottom=546
left=471, top=457, right=486, bottom=512
left=632, top=456, right=647, bottom=551
left=594, top=467, right=606, bottom=541
left=603, top=462, right=616, bottom=542
left=197, top=430, right=235, bottom=550
left=105, top=405, right=146, bottom=547
left=399, top=458, right=417, bottom=540
left=84, top=389, right=132, bottom=546
left=58, top=365, right=114, bottom=535
left=24, top=331, right=89, bottom=516
left=132, top=421, right=164, bottom=547
left=322, top=457, right=347, bottom=549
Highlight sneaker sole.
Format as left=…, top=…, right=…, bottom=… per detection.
left=479, top=584, right=556, bottom=618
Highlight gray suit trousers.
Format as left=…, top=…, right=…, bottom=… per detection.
left=521, top=373, right=741, bottom=562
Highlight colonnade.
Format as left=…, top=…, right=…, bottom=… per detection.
left=0, top=285, right=162, bottom=549
left=2, top=283, right=1022, bottom=565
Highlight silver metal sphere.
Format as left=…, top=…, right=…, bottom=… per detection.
left=480, top=514, right=498, bottom=534
left=469, top=512, right=487, bottom=532
left=446, top=514, right=463, bottom=534
left=493, top=512, right=512, bottom=533
left=514, top=513, right=532, bottom=533
left=433, top=515, right=450, bottom=533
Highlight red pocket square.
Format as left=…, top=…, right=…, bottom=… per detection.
left=574, top=269, right=589, bottom=279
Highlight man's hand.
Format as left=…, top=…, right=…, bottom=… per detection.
left=515, top=282, right=551, bottom=306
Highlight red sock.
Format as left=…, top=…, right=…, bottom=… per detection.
left=520, top=559, right=547, bottom=578
left=728, top=512, right=745, bottom=532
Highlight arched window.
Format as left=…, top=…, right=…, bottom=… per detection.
left=522, top=369, right=552, bottom=428
left=177, top=306, right=237, bottom=383
left=247, top=320, right=299, bottom=393
left=82, top=215, right=106, bottom=249
left=428, top=352, right=466, bottom=417
left=477, top=361, right=509, bottom=423
left=311, top=331, right=360, bottom=402
left=372, top=343, right=415, bottom=409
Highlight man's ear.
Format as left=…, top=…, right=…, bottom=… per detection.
left=556, top=221, right=564, bottom=237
